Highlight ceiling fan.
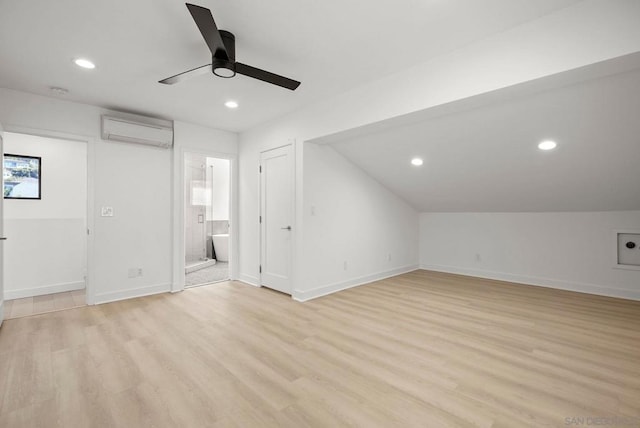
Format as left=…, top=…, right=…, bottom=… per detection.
left=159, top=3, right=301, bottom=91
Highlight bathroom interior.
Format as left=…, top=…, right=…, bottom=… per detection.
left=184, top=153, right=230, bottom=287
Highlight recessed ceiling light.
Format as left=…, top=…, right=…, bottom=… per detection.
left=538, top=140, right=557, bottom=151
left=74, top=58, right=95, bottom=69
left=411, top=157, right=424, bottom=166
left=225, top=100, right=239, bottom=109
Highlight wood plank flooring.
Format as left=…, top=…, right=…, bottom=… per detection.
left=3, top=289, right=86, bottom=320
left=0, top=270, right=638, bottom=427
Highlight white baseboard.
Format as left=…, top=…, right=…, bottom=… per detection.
left=293, top=264, right=419, bottom=302
left=238, top=273, right=260, bottom=287
left=420, top=264, right=640, bottom=301
left=5, top=280, right=85, bottom=300
left=94, top=283, right=171, bottom=305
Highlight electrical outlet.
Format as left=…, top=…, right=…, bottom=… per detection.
left=475, top=253, right=481, bottom=262
left=343, top=261, right=348, bottom=270
left=387, top=253, right=392, bottom=262
left=101, top=206, right=114, bottom=217
left=128, top=267, right=143, bottom=278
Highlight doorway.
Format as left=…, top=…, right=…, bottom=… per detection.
left=2, top=131, right=88, bottom=319
left=260, top=145, right=294, bottom=294
left=184, top=153, right=231, bottom=287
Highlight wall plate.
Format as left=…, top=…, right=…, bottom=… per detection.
left=101, top=206, right=114, bottom=217
left=613, top=230, right=640, bottom=271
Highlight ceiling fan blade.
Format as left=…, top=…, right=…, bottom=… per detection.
left=186, top=3, right=229, bottom=60
left=235, top=63, right=300, bottom=91
left=159, top=63, right=211, bottom=85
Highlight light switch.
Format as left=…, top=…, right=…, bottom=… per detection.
left=101, top=206, right=114, bottom=217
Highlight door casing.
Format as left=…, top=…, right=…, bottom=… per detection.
left=172, top=147, right=238, bottom=292
left=0, top=123, right=5, bottom=325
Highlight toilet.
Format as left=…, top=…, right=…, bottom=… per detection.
left=211, top=234, right=229, bottom=262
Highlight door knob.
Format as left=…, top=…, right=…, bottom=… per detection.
left=281, top=226, right=292, bottom=231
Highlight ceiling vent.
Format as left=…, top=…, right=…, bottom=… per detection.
left=101, top=115, right=173, bottom=148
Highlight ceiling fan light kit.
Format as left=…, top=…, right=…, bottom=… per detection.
left=159, top=3, right=300, bottom=90
left=212, top=59, right=235, bottom=78
left=212, top=30, right=236, bottom=78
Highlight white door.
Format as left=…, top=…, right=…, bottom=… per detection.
left=260, top=145, right=293, bottom=294
left=0, top=125, right=5, bottom=326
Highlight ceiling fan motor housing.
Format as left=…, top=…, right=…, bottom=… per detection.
left=159, top=4, right=300, bottom=90
left=213, top=30, right=236, bottom=78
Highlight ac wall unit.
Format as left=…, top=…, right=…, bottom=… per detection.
left=101, top=115, right=173, bottom=148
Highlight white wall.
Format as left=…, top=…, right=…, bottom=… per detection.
left=3, top=133, right=87, bottom=299
left=174, top=121, right=238, bottom=155
left=91, top=135, right=173, bottom=303
left=0, top=89, right=238, bottom=304
left=420, top=212, right=640, bottom=300
left=0, top=91, right=240, bottom=303
left=297, top=144, right=419, bottom=300
left=238, top=0, right=640, bottom=296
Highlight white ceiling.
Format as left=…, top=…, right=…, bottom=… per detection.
left=0, top=0, right=581, bottom=132
left=330, top=64, right=640, bottom=212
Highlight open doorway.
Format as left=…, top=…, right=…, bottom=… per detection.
left=2, top=131, right=88, bottom=319
left=184, top=153, right=231, bottom=287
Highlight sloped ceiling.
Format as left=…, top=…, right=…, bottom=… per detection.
left=0, top=0, right=580, bottom=132
left=330, top=62, right=640, bottom=212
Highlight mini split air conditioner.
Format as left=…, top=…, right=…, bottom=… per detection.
left=101, top=115, right=173, bottom=148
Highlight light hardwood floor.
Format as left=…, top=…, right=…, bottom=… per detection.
left=0, top=271, right=638, bottom=427
left=3, top=289, right=86, bottom=320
